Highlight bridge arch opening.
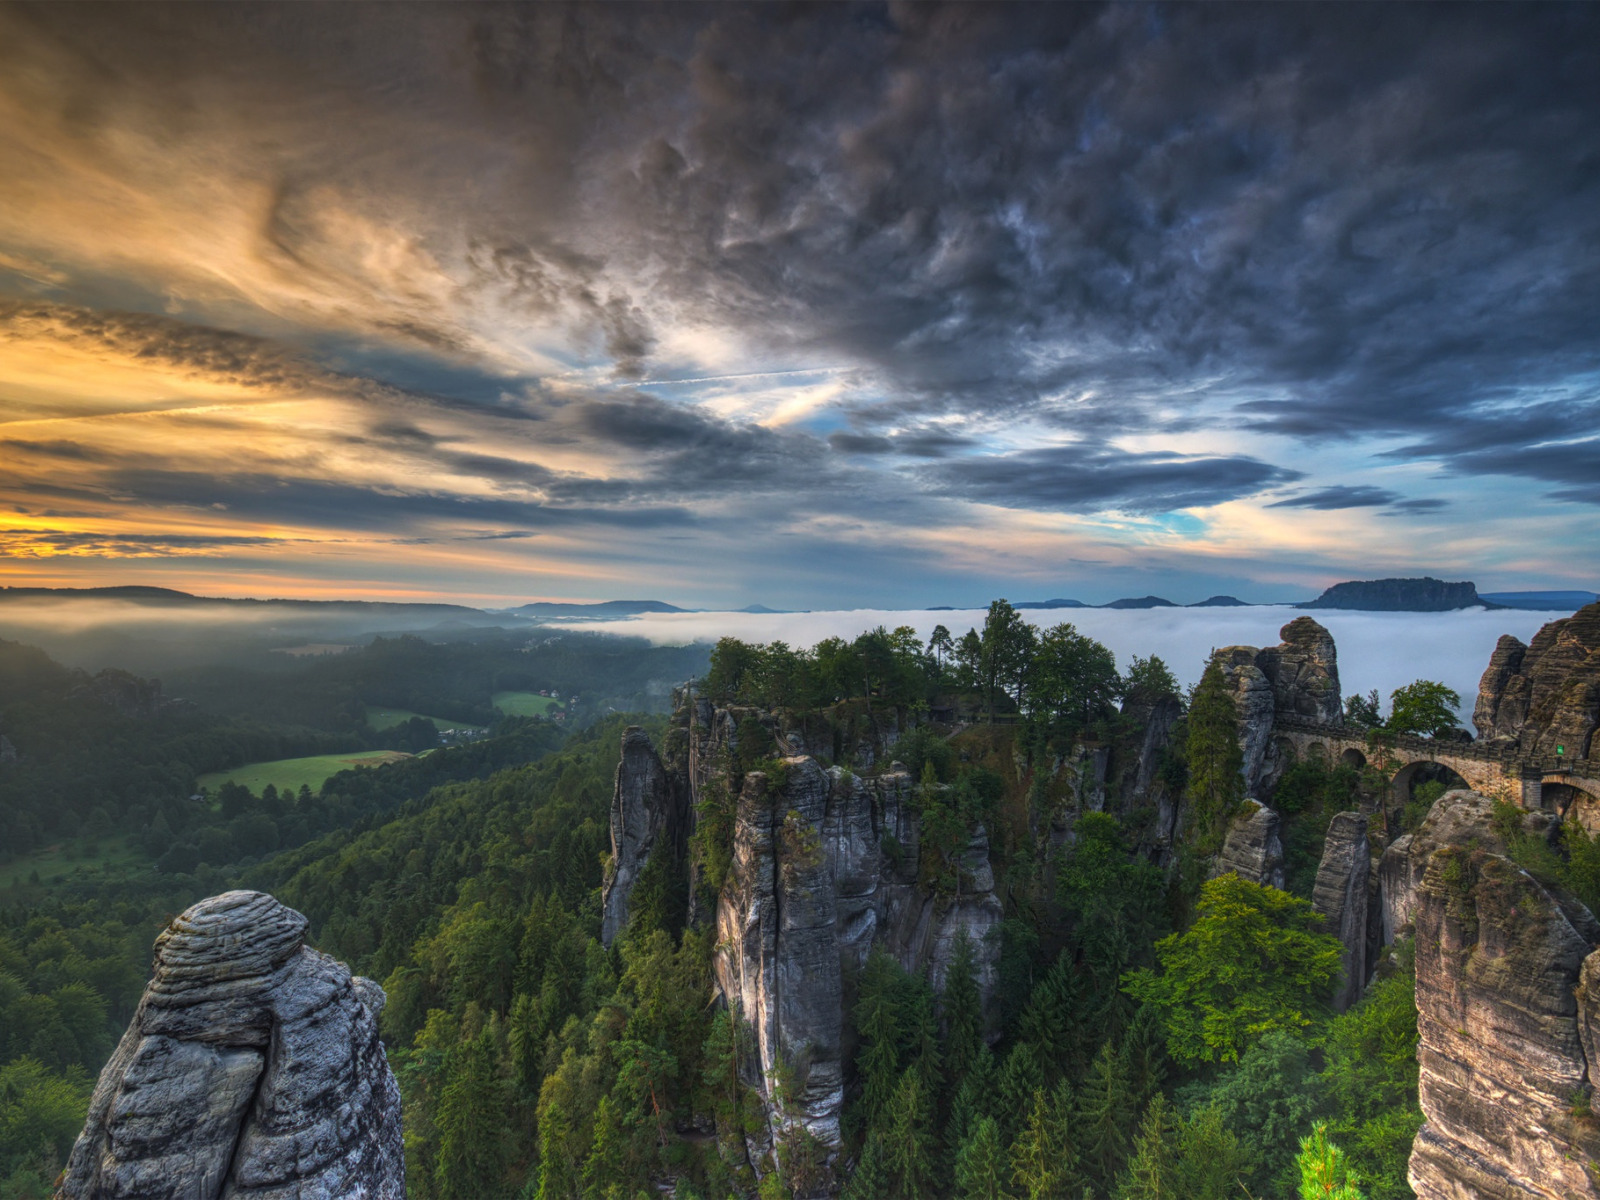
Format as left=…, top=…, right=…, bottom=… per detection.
left=1340, top=747, right=1367, bottom=770
left=1393, top=760, right=1471, bottom=825
left=1550, top=778, right=1600, bottom=833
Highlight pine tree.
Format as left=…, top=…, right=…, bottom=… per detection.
left=1077, top=1042, right=1134, bottom=1195
left=532, top=1096, right=578, bottom=1200
left=582, top=1094, right=629, bottom=1199
left=1185, top=659, right=1245, bottom=852
left=1114, top=1093, right=1180, bottom=1200
left=1296, top=1122, right=1365, bottom=1200
left=954, top=1115, right=1010, bottom=1200
left=997, top=1042, right=1044, bottom=1141
left=943, top=1046, right=997, bottom=1172
left=1120, top=1003, right=1168, bottom=1115
left=941, top=931, right=984, bottom=1099
left=1009, top=1084, right=1075, bottom=1200
left=883, top=1068, right=937, bottom=1199
left=856, top=950, right=910, bottom=1128
left=842, top=1133, right=891, bottom=1200
left=434, top=1030, right=506, bottom=1200
left=1018, top=951, right=1087, bottom=1085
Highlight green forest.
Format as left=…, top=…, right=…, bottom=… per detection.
left=0, top=602, right=1512, bottom=1199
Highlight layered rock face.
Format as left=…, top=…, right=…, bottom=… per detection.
left=612, top=695, right=1001, bottom=1183
left=57, top=891, right=403, bottom=1200
left=1389, top=792, right=1600, bottom=1200
left=1474, top=601, right=1600, bottom=761
left=713, top=755, right=1002, bottom=1170
left=600, top=727, right=680, bottom=945
left=1311, top=811, right=1370, bottom=1012
left=1210, top=799, right=1285, bottom=889
left=1215, top=617, right=1341, bottom=799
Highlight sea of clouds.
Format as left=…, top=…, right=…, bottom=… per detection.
left=549, top=605, right=1571, bottom=721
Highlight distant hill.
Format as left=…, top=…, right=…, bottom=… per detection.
left=510, top=600, right=687, bottom=617
left=1479, top=590, right=1600, bottom=611
left=1299, top=577, right=1503, bottom=612
left=1013, top=598, right=1089, bottom=610
left=0, top=585, right=495, bottom=619
left=1100, top=596, right=1178, bottom=609
left=1188, top=595, right=1251, bottom=607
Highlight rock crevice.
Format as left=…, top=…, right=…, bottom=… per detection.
left=57, top=890, right=403, bottom=1200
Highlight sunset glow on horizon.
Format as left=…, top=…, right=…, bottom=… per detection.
left=2, top=4, right=1597, bottom=608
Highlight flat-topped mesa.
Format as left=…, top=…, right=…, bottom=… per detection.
left=1215, top=617, right=1341, bottom=799
left=1388, top=791, right=1600, bottom=1200
left=57, top=891, right=403, bottom=1200
left=1473, top=601, right=1600, bottom=766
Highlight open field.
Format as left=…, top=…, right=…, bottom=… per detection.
left=364, top=705, right=472, bottom=731
left=492, top=690, right=562, bottom=716
left=0, top=835, right=144, bottom=888
left=198, top=750, right=414, bottom=796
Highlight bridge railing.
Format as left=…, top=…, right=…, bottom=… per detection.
left=1270, top=714, right=1597, bottom=779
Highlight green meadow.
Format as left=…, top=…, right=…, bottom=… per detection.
left=364, top=704, right=475, bottom=731
left=0, top=835, right=144, bottom=888
left=492, top=690, right=563, bottom=716
left=197, top=750, right=414, bottom=797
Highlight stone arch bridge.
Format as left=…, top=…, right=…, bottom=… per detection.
left=1272, top=715, right=1600, bottom=813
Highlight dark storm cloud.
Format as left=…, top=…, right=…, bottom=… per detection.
left=927, top=446, right=1300, bottom=515
left=1268, top=486, right=1400, bottom=510
left=6, top=0, right=1600, bottom=530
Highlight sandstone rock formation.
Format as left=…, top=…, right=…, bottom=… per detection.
left=1311, top=811, right=1370, bottom=1011
left=1209, top=799, right=1285, bottom=890
left=57, top=890, right=403, bottom=1200
left=1215, top=617, right=1341, bottom=799
left=1474, top=601, right=1600, bottom=762
left=600, top=726, right=682, bottom=945
left=1393, top=791, right=1600, bottom=1200
left=621, top=693, right=1002, bottom=1184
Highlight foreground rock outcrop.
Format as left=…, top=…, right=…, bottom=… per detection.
left=57, top=891, right=403, bottom=1200
left=1390, top=792, right=1600, bottom=1200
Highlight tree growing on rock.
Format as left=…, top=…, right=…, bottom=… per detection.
left=1384, top=680, right=1461, bottom=738
left=1184, top=659, right=1245, bottom=852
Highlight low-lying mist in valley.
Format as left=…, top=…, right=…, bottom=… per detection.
left=549, top=604, right=1569, bottom=717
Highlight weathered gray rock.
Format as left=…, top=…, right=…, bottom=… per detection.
left=1215, top=647, right=1278, bottom=797
left=601, top=726, right=675, bottom=946
left=1378, top=790, right=1512, bottom=941
left=1408, top=812, right=1600, bottom=1199
left=1257, top=616, right=1342, bottom=724
left=57, top=890, right=402, bottom=1200
left=1473, top=602, right=1600, bottom=763
left=711, top=754, right=1002, bottom=1182
left=1209, top=799, right=1285, bottom=890
left=1311, top=811, right=1370, bottom=1011
left=1473, top=634, right=1529, bottom=742
left=1216, top=618, right=1341, bottom=798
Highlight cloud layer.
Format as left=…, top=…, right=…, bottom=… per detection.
left=1, top=3, right=1596, bottom=604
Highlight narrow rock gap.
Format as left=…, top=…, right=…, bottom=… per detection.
left=219, top=1024, right=276, bottom=1199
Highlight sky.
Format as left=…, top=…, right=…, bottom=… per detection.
left=1, top=2, right=1597, bottom=609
